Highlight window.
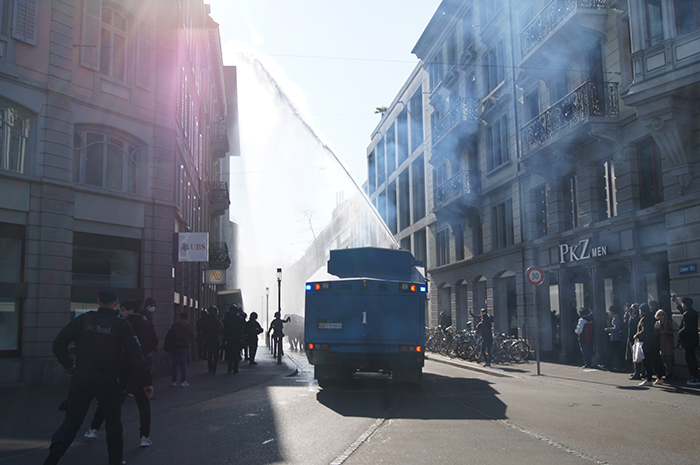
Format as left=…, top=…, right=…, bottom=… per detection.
left=597, top=159, right=618, bottom=220
left=386, top=124, right=396, bottom=176
left=399, top=170, right=410, bottom=231
left=429, top=50, right=445, bottom=91
left=80, top=1, right=151, bottom=86
left=563, top=174, right=578, bottom=230
left=455, top=225, right=465, bottom=261
left=552, top=70, right=569, bottom=102
left=645, top=0, right=664, bottom=46
left=412, top=156, right=426, bottom=221
left=72, top=232, right=140, bottom=289
left=436, top=229, right=450, bottom=266
left=462, top=8, right=474, bottom=48
left=368, top=150, right=376, bottom=195
left=447, top=29, right=457, bottom=66
left=100, top=5, right=128, bottom=81
left=376, top=138, right=386, bottom=187
left=0, top=223, right=24, bottom=357
left=481, top=0, right=497, bottom=25
left=491, top=200, right=514, bottom=250
left=638, top=136, right=664, bottom=208
left=410, top=90, right=423, bottom=151
left=0, top=103, right=30, bottom=173
left=397, top=109, right=409, bottom=166
left=73, top=130, right=142, bottom=194
left=524, top=88, right=540, bottom=123
left=414, top=228, right=427, bottom=265
left=483, top=41, right=505, bottom=95
left=486, top=115, right=508, bottom=171
left=387, top=181, right=397, bottom=234
left=533, top=185, right=547, bottom=238
left=472, top=217, right=483, bottom=256
left=10, top=0, right=38, bottom=45
left=676, top=0, right=700, bottom=34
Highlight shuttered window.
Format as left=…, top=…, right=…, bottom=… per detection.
left=11, top=0, right=38, bottom=45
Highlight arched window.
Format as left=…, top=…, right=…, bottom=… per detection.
left=73, top=129, right=142, bottom=194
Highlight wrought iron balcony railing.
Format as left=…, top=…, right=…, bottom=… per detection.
left=432, top=98, right=480, bottom=146
left=208, top=181, right=230, bottom=216
left=208, top=242, right=231, bottom=269
left=521, top=0, right=607, bottom=57
left=433, top=170, right=478, bottom=211
left=521, top=80, right=619, bottom=155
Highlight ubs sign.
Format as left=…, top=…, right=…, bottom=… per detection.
left=559, top=239, right=607, bottom=264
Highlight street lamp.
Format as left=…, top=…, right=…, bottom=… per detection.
left=265, top=287, right=270, bottom=347
left=276, top=268, right=282, bottom=315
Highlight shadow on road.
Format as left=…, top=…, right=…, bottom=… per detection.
left=316, top=372, right=507, bottom=421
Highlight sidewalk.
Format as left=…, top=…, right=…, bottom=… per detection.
left=0, top=349, right=292, bottom=463
left=425, top=351, right=700, bottom=398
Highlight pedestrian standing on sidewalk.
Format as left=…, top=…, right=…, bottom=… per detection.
left=171, top=313, right=195, bottom=387
left=140, top=297, right=157, bottom=375
left=626, top=303, right=644, bottom=380
left=476, top=309, right=493, bottom=367
left=44, top=288, right=153, bottom=465
left=223, top=305, right=245, bottom=373
left=84, top=300, right=156, bottom=447
left=201, top=306, right=224, bottom=374
left=269, top=311, right=290, bottom=358
left=634, top=303, right=666, bottom=386
left=603, top=305, right=625, bottom=371
left=655, top=309, right=674, bottom=380
left=575, top=307, right=594, bottom=368
left=245, top=312, right=264, bottom=365
left=673, top=295, right=700, bottom=385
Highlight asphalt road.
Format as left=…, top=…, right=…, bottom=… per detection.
left=3, top=349, right=699, bottom=465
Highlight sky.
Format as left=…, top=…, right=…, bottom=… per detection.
left=205, top=1, right=442, bottom=313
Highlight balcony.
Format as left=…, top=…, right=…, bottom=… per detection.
left=210, top=120, right=230, bottom=158
left=520, top=80, right=618, bottom=157
left=208, top=181, right=230, bottom=217
left=208, top=242, right=231, bottom=270
left=433, top=170, right=480, bottom=221
left=519, top=0, right=607, bottom=81
left=431, top=98, right=480, bottom=150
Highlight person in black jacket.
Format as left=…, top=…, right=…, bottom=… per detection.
left=223, top=305, right=245, bottom=373
left=245, top=312, right=264, bottom=365
left=171, top=313, right=195, bottom=386
left=201, top=306, right=224, bottom=373
left=634, top=303, right=666, bottom=386
left=83, top=300, right=156, bottom=447
left=674, top=295, right=700, bottom=385
left=44, top=288, right=152, bottom=465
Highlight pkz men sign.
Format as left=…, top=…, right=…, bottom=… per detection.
left=559, top=239, right=607, bottom=264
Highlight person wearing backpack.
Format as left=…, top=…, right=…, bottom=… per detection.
left=171, top=313, right=195, bottom=387
left=575, top=307, right=594, bottom=368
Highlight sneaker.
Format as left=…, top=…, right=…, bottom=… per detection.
left=653, top=378, right=663, bottom=386
left=171, top=381, right=177, bottom=387
left=140, top=436, right=153, bottom=447
left=181, top=381, right=189, bottom=387
left=639, top=380, right=652, bottom=386
left=687, top=378, right=700, bottom=386
left=84, top=428, right=98, bottom=439
left=629, top=375, right=641, bottom=380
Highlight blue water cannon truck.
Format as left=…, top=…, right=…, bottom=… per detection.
left=304, top=247, right=427, bottom=385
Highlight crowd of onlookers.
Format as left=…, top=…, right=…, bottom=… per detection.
left=576, top=296, right=699, bottom=387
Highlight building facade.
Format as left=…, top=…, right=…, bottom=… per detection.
left=0, top=0, right=238, bottom=386
left=368, top=0, right=700, bottom=368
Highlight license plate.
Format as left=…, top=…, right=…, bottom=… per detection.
left=317, top=321, right=342, bottom=330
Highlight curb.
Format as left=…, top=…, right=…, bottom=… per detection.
left=425, top=353, right=514, bottom=378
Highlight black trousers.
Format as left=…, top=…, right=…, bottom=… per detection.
left=206, top=341, right=220, bottom=373
left=51, top=369, right=123, bottom=464
left=641, top=344, right=666, bottom=381
left=684, top=345, right=699, bottom=378
left=91, top=380, right=150, bottom=438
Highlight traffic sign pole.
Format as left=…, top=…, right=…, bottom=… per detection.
left=526, top=267, right=544, bottom=376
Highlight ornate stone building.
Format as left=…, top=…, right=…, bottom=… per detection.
left=0, top=0, right=238, bottom=386
left=368, top=0, right=699, bottom=368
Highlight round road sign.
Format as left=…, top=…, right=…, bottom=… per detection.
left=526, top=266, right=545, bottom=286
